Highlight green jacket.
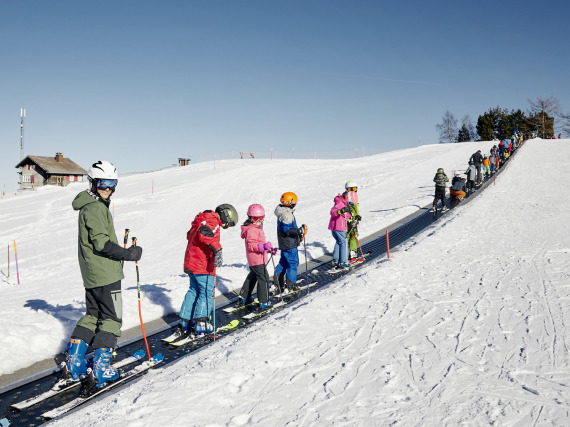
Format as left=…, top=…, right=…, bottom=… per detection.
left=72, top=190, right=124, bottom=289
left=433, top=172, right=449, bottom=187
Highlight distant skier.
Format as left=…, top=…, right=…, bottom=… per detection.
left=63, top=160, right=143, bottom=389
left=469, top=150, right=484, bottom=184
left=489, top=151, right=497, bottom=174
left=169, top=203, right=238, bottom=343
left=274, top=192, right=307, bottom=292
left=344, top=180, right=362, bottom=261
left=329, top=191, right=352, bottom=269
left=482, top=154, right=491, bottom=180
left=450, top=173, right=467, bottom=201
left=432, top=168, right=449, bottom=211
left=238, top=204, right=277, bottom=308
left=498, top=141, right=506, bottom=165
left=465, top=161, right=477, bottom=194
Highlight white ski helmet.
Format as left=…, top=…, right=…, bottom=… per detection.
left=345, top=180, right=358, bottom=190
left=88, top=160, right=119, bottom=180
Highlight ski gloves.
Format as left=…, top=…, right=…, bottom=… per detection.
left=258, top=242, right=278, bottom=255
left=338, top=206, right=350, bottom=215
left=213, top=249, right=223, bottom=267
left=298, top=224, right=308, bottom=241
left=101, top=240, right=143, bottom=262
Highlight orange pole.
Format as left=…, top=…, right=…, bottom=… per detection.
left=386, top=230, right=390, bottom=259
left=132, top=237, right=152, bottom=364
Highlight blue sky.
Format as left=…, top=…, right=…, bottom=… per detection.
left=1, top=0, right=568, bottom=192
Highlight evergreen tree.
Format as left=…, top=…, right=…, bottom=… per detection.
left=457, top=124, right=471, bottom=142
left=476, top=107, right=502, bottom=140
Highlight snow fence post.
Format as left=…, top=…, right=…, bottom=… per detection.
left=14, top=240, right=19, bottom=284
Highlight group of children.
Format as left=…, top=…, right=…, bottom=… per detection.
left=433, top=139, right=522, bottom=210
left=63, top=162, right=365, bottom=391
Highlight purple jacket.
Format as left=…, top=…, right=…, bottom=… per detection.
left=328, top=194, right=351, bottom=232
left=241, top=223, right=268, bottom=266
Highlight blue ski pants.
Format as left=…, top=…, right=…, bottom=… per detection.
left=274, top=248, right=299, bottom=285
left=331, top=230, right=348, bottom=265
left=179, top=273, right=214, bottom=323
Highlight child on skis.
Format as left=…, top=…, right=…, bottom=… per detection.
left=169, top=203, right=238, bottom=343
left=274, top=192, right=307, bottom=292
left=239, top=204, right=277, bottom=309
left=432, top=168, right=449, bottom=211
left=465, top=161, right=477, bottom=194
left=63, top=160, right=143, bottom=389
left=450, top=173, right=467, bottom=201
left=329, top=191, right=352, bottom=269
left=482, top=154, right=491, bottom=181
left=344, top=180, right=362, bottom=262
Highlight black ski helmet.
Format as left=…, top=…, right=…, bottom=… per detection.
left=215, top=204, right=238, bottom=228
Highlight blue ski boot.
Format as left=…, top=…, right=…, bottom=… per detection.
left=194, top=317, right=213, bottom=335
left=91, top=348, right=119, bottom=387
left=62, top=339, right=88, bottom=381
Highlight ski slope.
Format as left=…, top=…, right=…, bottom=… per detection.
left=3, top=140, right=570, bottom=425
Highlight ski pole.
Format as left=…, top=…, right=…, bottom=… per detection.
left=270, top=251, right=284, bottom=303
left=132, top=237, right=152, bottom=364
left=14, top=240, right=20, bottom=285
left=303, top=239, right=309, bottom=295
left=355, top=235, right=365, bottom=259
left=212, top=268, right=217, bottom=340
left=122, top=229, right=130, bottom=268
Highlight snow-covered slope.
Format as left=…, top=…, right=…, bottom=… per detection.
left=0, top=141, right=536, bottom=377
left=41, top=139, right=570, bottom=426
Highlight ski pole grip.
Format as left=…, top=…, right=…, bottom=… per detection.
left=132, top=237, right=137, bottom=246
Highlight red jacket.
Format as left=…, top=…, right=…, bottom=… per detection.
left=183, top=210, right=222, bottom=275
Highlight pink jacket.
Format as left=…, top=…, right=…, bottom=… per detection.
left=328, top=194, right=351, bottom=232
left=241, top=223, right=268, bottom=266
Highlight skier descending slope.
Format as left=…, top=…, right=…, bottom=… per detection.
left=167, top=203, right=238, bottom=343
left=273, top=192, right=307, bottom=293
left=64, top=160, right=143, bottom=391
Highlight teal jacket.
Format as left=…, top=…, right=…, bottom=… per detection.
left=72, top=190, right=124, bottom=289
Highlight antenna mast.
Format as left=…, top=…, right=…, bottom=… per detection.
left=20, top=108, right=26, bottom=161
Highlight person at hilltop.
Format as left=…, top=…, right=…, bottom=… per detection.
left=238, top=204, right=277, bottom=308
left=329, top=191, right=352, bottom=269
left=168, top=204, right=238, bottom=343
left=432, top=168, right=449, bottom=211
left=63, top=160, right=143, bottom=391
left=273, top=192, right=307, bottom=292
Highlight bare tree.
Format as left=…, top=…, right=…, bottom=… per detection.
left=528, top=96, right=561, bottom=138
left=436, top=111, right=458, bottom=143
left=560, top=112, right=570, bottom=137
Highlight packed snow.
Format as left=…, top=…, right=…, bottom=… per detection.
left=3, top=140, right=570, bottom=425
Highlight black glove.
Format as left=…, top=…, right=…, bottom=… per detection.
left=297, top=224, right=306, bottom=237
left=355, top=215, right=362, bottom=221
left=213, top=249, right=223, bottom=267
left=127, top=245, right=143, bottom=262
left=338, top=206, right=349, bottom=214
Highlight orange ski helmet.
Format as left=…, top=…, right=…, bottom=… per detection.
left=280, top=192, right=298, bottom=207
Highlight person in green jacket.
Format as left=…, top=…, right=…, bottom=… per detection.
left=344, top=180, right=362, bottom=261
left=432, top=167, right=449, bottom=211
left=62, top=160, right=142, bottom=390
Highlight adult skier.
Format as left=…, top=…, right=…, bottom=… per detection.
left=432, top=167, right=449, bottom=211
left=63, top=160, right=143, bottom=389
left=329, top=192, right=352, bottom=269
left=469, top=150, right=484, bottom=184
left=169, top=204, right=238, bottom=343
left=273, top=192, right=307, bottom=292
left=344, top=180, right=361, bottom=261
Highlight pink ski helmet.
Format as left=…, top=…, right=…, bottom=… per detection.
left=247, top=204, right=265, bottom=218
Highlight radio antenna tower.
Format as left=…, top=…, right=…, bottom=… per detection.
left=20, top=108, right=26, bottom=161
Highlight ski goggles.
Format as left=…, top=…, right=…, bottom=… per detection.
left=346, top=187, right=357, bottom=192
left=250, top=216, right=264, bottom=222
left=96, top=179, right=118, bottom=191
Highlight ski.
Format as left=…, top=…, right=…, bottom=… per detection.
left=11, top=349, right=146, bottom=411
left=223, top=300, right=259, bottom=314
left=170, top=319, right=240, bottom=347
left=41, top=353, right=164, bottom=420
left=242, top=301, right=287, bottom=320
left=349, top=251, right=371, bottom=265
left=271, top=281, right=318, bottom=297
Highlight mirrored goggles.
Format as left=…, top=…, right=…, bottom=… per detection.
left=96, top=179, right=118, bottom=191
left=347, top=187, right=357, bottom=192
left=250, top=216, right=264, bottom=222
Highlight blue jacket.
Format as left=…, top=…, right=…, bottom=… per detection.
left=274, top=205, right=301, bottom=250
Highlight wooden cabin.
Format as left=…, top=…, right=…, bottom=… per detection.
left=15, top=152, right=87, bottom=189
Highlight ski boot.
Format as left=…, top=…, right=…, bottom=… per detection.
left=91, top=348, right=119, bottom=388
left=194, top=317, right=213, bottom=335
left=170, top=323, right=196, bottom=343
left=61, top=339, right=88, bottom=382
left=260, top=298, right=273, bottom=310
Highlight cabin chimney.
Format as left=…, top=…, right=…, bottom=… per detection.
left=55, top=152, right=63, bottom=162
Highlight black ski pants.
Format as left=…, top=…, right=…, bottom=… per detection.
left=72, top=280, right=123, bottom=349
left=433, top=186, right=446, bottom=209
left=239, top=264, right=270, bottom=304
